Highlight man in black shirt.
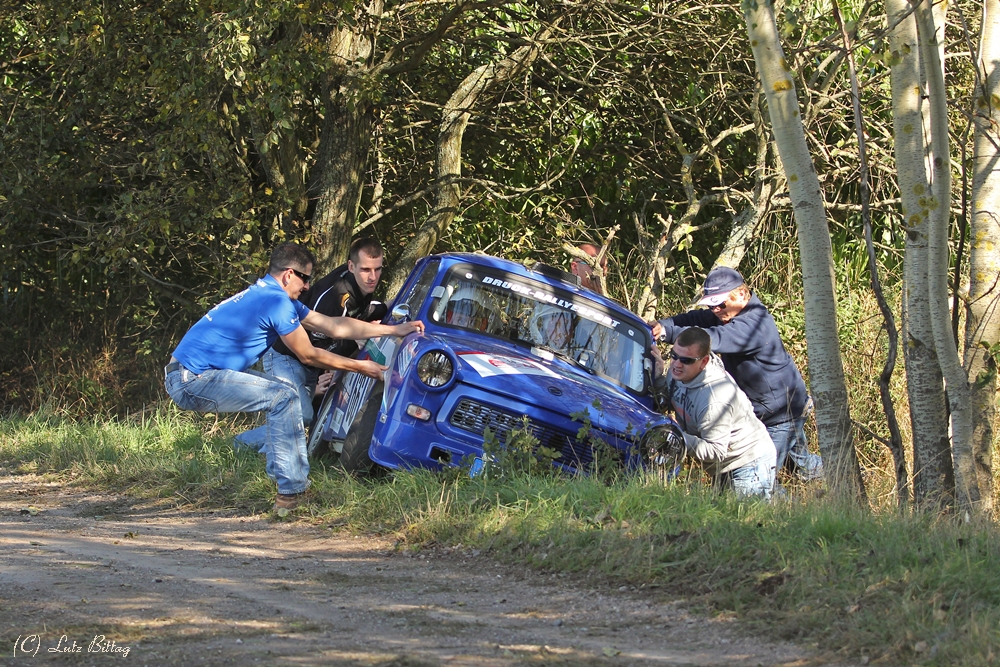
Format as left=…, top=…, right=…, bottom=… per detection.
left=235, top=238, right=388, bottom=450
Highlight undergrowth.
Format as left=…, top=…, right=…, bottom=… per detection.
left=1, top=410, right=998, bottom=666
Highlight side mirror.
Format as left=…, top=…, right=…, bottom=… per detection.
left=391, top=304, right=411, bottom=323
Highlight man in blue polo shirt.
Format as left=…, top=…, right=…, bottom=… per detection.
left=165, top=243, right=424, bottom=512
left=651, top=267, right=822, bottom=484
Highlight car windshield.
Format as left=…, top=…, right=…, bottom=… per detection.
left=428, top=264, right=651, bottom=393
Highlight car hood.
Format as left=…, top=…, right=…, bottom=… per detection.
left=435, top=336, right=664, bottom=437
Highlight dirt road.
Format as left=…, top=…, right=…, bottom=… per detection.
left=0, top=472, right=853, bottom=666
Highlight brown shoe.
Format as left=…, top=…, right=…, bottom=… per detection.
left=274, top=492, right=305, bottom=511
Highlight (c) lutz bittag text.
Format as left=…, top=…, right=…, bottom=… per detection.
left=13, top=633, right=131, bottom=658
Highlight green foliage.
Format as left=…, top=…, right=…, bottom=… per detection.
left=475, top=420, right=561, bottom=481
left=570, top=398, right=627, bottom=483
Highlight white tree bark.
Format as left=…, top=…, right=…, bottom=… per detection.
left=887, top=0, right=954, bottom=507
left=742, top=0, right=862, bottom=497
left=915, top=0, right=981, bottom=510
left=964, top=0, right=1000, bottom=512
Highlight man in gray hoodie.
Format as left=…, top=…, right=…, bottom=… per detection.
left=657, top=327, right=776, bottom=499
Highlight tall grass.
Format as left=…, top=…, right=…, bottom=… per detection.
left=2, top=412, right=999, bottom=666
left=0, top=408, right=273, bottom=507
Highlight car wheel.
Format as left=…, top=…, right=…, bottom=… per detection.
left=307, top=386, right=337, bottom=459
left=340, top=382, right=384, bottom=477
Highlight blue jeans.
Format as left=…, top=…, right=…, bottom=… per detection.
left=165, top=363, right=310, bottom=495
left=767, top=417, right=823, bottom=481
left=234, top=349, right=318, bottom=453
left=719, top=451, right=776, bottom=500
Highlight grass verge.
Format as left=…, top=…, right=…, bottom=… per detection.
left=1, top=410, right=998, bottom=666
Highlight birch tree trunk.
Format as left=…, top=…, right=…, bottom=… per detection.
left=916, top=0, right=981, bottom=511
left=887, top=0, right=954, bottom=507
left=964, top=0, right=1000, bottom=513
left=383, top=32, right=554, bottom=298
left=742, top=0, right=862, bottom=498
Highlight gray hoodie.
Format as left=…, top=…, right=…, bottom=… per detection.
left=666, top=357, right=775, bottom=476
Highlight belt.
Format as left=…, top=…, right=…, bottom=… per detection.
left=165, top=361, right=183, bottom=375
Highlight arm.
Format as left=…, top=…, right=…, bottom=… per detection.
left=651, top=308, right=765, bottom=357
left=279, top=325, right=387, bottom=379
left=650, top=310, right=720, bottom=342
left=702, top=307, right=770, bottom=356
left=301, top=310, right=424, bottom=339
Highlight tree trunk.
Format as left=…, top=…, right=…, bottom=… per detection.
left=309, top=5, right=384, bottom=274
left=964, top=0, right=1000, bottom=513
left=887, top=0, right=955, bottom=508
left=916, top=0, right=981, bottom=511
left=834, top=0, right=907, bottom=508
left=743, top=0, right=863, bottom=499
left=383, top=33, right=553, bottom=299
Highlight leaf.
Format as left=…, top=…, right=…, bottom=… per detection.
left=602, top=646, right=620, bottom=657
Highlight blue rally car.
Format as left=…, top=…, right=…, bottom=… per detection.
left=307, top=252, right=683, bottom=476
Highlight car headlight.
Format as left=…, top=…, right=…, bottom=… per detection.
left=642, top=424, right=686, bottom=468
left=416, top=351, right=454, bottom=388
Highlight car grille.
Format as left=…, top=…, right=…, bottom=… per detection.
left=449, top=398, right=595, bottom=469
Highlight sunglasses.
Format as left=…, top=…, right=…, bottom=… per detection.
left=285, top=267, right=311, bottom=283
left=668, top=351, right=705, bottom=365
left=708, top=302, right=727, bottom=312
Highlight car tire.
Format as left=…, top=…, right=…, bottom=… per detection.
left=340, top=382, right=384, bottom=477
left=307, top=386, right=337, bottom=460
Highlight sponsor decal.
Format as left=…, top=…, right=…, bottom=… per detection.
left=364, top=336, right=397, bottom=365
left=332, top=373, right=375, bottom=439
left=330, top=407, right=346, bottom=433
left=458, top=352, right=560, bottom=378
left=478, top=275, right=620, bottom=329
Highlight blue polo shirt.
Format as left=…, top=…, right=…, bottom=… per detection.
left=172, top=275, right=312, bottom=374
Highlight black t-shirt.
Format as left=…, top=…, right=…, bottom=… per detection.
left=271, top=263, right=387, bottom=361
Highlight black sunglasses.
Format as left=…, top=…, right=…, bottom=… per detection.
left=284, top=267, right=311, bottom=283
left=669, top=351, right=704, bottom=365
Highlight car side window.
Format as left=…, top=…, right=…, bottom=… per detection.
left=391, top=259, right=440, bottom=322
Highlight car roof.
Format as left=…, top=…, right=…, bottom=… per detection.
left=421, top=252, right=646, bottom=328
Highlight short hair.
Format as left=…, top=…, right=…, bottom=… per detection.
left=268, top=243, right=316, bottom=275
left=350, top=237, right=384, bottom=263
left=676, top=327, right=711, bottom=358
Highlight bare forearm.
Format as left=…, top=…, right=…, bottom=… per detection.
left=298, top=348, right=364, bottom=372
left=302, top=313, right=379, bottom=340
